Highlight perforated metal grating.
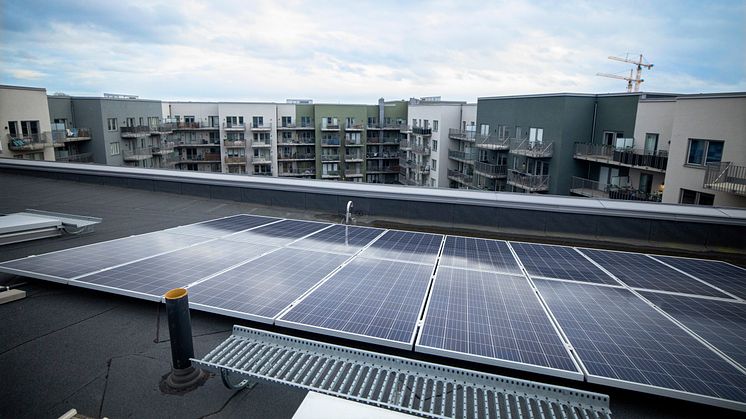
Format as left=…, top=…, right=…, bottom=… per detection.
left=194, top=326, right=611, bottom=419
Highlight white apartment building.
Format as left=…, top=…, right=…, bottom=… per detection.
left=1, top=85, right=55, bottom=161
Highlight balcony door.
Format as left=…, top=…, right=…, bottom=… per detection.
left=644, top=133, right=659, bottom=155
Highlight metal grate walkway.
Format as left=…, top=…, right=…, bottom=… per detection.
left=194, top=326, right=611, bottom=419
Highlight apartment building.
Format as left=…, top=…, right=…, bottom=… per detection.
left=1, top=85, right=55, bottom=161
left=398, top=98, right=475, bottom=188
left=48, top=95, right=171, bottom=169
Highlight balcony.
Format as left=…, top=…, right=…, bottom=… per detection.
left=345, top=123, right=364, bottom=131
left=174, top=122, right=218, bottom=130
left=224, top=140, right=246, bottom=147
left=345, top=137, right=363, bottom=147
left=412, top=126, right=432, bottom=136
left=278, top=152, right=315, bottom=161
left=510, top=139, right=554, bottom=158
left=321, top=154, right=340, bottom=162
left=474, top=161, right=508, bottom=179
left=251, top=139, right=272, bottom=148
left=175, top=140, right=220, bottom=147
left=570, top=176, right=662, bottom=202
left=412, top=144, right=431, bottom=155
left=399, top=158, right=414, bottom=169
left=383, top=121, right=406, bottom=130
left=417, top=165, right=430, bottom=175
left=476, top=134, right=510, bottom=151
left=251, top=154, right=272, bottom=164
left=322, top=170, right=340, bottom=178
left=52, top=128, right=92, bottom=144
left=224, top=156, right=247, bottom=164
left=448, top=129, right=476, bottom=142
left=279, top=168, right=316, bottom=177
left=152, top=142, right=176, bottom=155
left=320, top=121, right=340, bottom=131
left=447, top=170, right=473, bottom=186
left=366, top=151, right=400, bottom=159
left=321, top=138, right=341, bottom=147
left=344, top=153, right=363, bottom=162
left=151, top=124, right=175, bottom=135
left=399, top=139, right=412, bottom=151
left=448, top=149, right=476, bottom=163
left=120, top=126, right=151, bottom=138
left=250, top=123, right=272, bottom=131
left=223, top=122, right=246, bottom=131
left=367, top=165, right=400, bottom=174
left=704, top=162, right=746, bottom=197
left=573, top=143, right=668, bottom=172
left=55, top=152, right=94, bottom=163
left=507, top=170, right=550, bottom=193
left=179, top=152, right=222, bottom=163
left=399, top=176, right=419, bottom=186
left=278, top=137, right=315, bottom=146
left=7, top=133, right=51, bottom=151
left=123, top=147, right=154, bottom=161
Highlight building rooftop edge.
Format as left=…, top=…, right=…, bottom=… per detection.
left=1, top=84, right=47, bottom=92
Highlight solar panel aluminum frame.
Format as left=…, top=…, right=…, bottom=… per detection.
left=414, top=268, right=585, bottom=382
left=647, top=254, right=746, bottom=302
left=541, top=254, right=746, bottom=412
left=275, top=235, right=446, bottom=351
left=0, top=230, right=213, bottom=284
left=164, top=213, right=283, bottom=238
left=437, top=234, right=524, bottom=275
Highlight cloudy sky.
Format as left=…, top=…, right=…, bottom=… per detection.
left=1, top=0, right=743, bottom=102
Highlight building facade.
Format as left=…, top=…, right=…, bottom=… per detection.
left=1, top=85, right=55, bottom=161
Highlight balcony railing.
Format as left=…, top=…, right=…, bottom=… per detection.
left=251, top=155, right=272, bottom=164
left=448, top=129, right=476, bottom=142
left=571, top=176, right=663, bottom=202
left=704, top=162, right=746, bottom=197
left=367, top=135, right=400, bottom=144
left=174, top=122, right=219, bottom=130
left=447, top=170, right=473, bottom=185
left=507, top=170, right=550, bottom=192
left=412, top=126, right=432, bottom=136
left=399, top=139, right=412, bottom=150
left=250, top=123, right=272, bottom=130
left=510, top=139, right=554, bottom=158
left=123, top=147, right=154, bottom=161
left=251, top=139, right=272, bottom=147
left=180, top=152, right=222, bottom=162
left=474, top=161, right=508, bottom=178
left=152, top=142, right=176, bottom=155
left=151, top=124, right=176, bottom=134
left=320, top=121, right=340, bottom=130
left=225, top=156, right=247, bottom=164
left=52, top=128, right=92, bottom=144
left=573, top=143, right=668, bottom=172
left=367, top=165, right=400, bottom=173
left=417, top=165, right=430, bottom=175
left=279, top=168, right=316, bottom=176
left=55, top=152, right=94, bottom=163
left=224, top=140, right=246, bottom=147
left=321, top=137, right=341, bottom=146
left=6, top=133, right=51, bottom=151
left=344, top=153, right=363, bottom=161
left=345, top=123, right=364, bottom=131
left=278, top=136, right=316, bottom=145
left=120, top=126, right=151, bottom=137
left=223, top=122, right=246, bottom=130
left=278, top=152, right=315, bottom=161
left=345, top=137, right=363, bottom=146
left=476, top=134, right=510, bottom=150
left=448, top=149, right=476, bottom=163
left=366, top=152, right=400, bottom=159
left=322, top=170, right=340, bottom=177
left=321, top=154, right=340, bottom=161
left=411, top=145, right=431, bottom=155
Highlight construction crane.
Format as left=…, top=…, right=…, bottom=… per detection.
left=597, top=54, right=653, bottom=92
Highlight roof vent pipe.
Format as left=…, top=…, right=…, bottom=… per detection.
left=160, top=288, right=207, bottom=393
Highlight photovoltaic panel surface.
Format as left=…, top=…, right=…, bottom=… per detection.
left=0, top=232, right=207, bottom=281
left=641, top=291, right=746, bottom=369
left=534, top=279, right=746, bottom=409
left=417, top=267, right=581, bottom=379
left=652, top=256, right=746, bottom=300
left=224, top=219, right=331, bottom=247
left=580, top=248, right=731, bottom=298
left=278, top=257, right=434, bottom=348
left=439, top=236, right=522, bottom=275
left=289, top=224, right=384, bottom=255
left=166, top=214, right=280, bottom=238
left=72, top=240, right=271, bottom=299
left=510, top=242, right=617, bottom=285
left=357, top=230, right=443, bottom=265
left=188, top=248, right=350, bottom=322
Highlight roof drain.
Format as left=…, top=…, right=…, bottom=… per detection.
left=194, top=326, right=612, bottom=419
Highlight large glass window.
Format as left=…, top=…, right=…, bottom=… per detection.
left=679, top=188, right=715, bottom=206
left=687, top=139, right=724, bottom=165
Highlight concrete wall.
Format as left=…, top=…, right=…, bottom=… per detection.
left=165, top=102, right=219, bottom=123
left=408, top=103, right=463, bottom=187
left=0, top=85, right=53, bottom=161
left=633, top=99, right=675, bottom=153
left=96, top=99, right=163, bottom=167
left=663, top=95, right=746, bottom=207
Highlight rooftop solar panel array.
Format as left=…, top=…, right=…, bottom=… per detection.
left=2, top=214, right=746, bottom=411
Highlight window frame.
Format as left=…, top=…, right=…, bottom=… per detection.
left=686, top=138, right=724, bottom=166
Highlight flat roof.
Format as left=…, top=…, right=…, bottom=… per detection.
left=0, top=84, right=47, bottom=92
left=1, top=172, right=744, bottom=418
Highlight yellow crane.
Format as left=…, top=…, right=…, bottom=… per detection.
left=597, top=54, right=654, bottom=92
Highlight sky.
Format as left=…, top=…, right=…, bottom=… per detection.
left=1, top=0, right=744, bottom=103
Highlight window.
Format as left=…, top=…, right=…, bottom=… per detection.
left=281, top=116, right=292, bottom=127
left=368, top=117, right=376, bottom=126
left=184, top=116, right=195, bottom=124
left=125, top=117, right=135, bottom=127
left=431, top=159, right=437, bottom=170
left=8, top=121, right=18, bottom=137
left=139, top=117, right=145, bottom=126
left=480, top=124, right=489, bottom=136
left=208, top=116, right=219, bottom=127
left=603, top=131, right=623, bottom=146
left=300, top=116, right=311, bottom=127
left=433, top=120, right=438, bottom=132
left=644, top=133, right=659, bottom=154
left=412, top=118, right=416, bottom=127
left=687, top=139, right=724, bottom=166
left=110, top=142, right=120, bottom=155
left=148, top=117, right=159, bottom=128
left=679, top=189, right=715, bottom=206
left=252, top=116, right=263, bottom=127
left=432, top=140, right=438, bottom=151
left=529, top=127, right=544, bottom=144
left=107, top=118, right=118, bottom=131
left=424, top=119, right=429, bottom=129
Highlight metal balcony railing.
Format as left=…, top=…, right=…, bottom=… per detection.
left=151, top=142, right=176, bottom=155
left=151, top=123, right=175, bottom=134
left=180, top=152, right=222, bottom=162
left=320, top=121, right=340, bottom=130
left=278, top=137, right=315, bottom=145
left=251, top=139, right=272, bottom=147
left=573, top=143, right=668, bottom=171
left=367, top=165, right=400, bottom=173
left=510, top=139, right=554, bottom=158
left=507, top=170, right=550, bottom=192
left=279, top=168, right=316, bottom=176
left=366, top=151, right=400, bottom=159
left=704, top=162, right=746, bottom=197
left=448, top=169, right=473, bottom=184
left=321, top=154, right=340, bottom=161
left=223, top=139, right=246, bottom=147
left=345, top=123, right=364, bottom=131
left=449, top=129, right=477, bottom=142
left=476, top=134, right=511, bottom=150
left=251, top=154, right=272, bottom=164
left=174, top=122, right=218, bottom=129
left=278, top=152, right=315, bottom=161
left=55, top=152, right=94, bottom=163
left=475, top=161, right=508, bottom=178
left=7, top=133, right=50, bottom=151
left=417, top=164, right=430, bottom=174
left=223, top=122, right=246, bottom=130
left=224, top=156, right=247, bottom=164
left=322, top=170, right=340, bottom=177
left=399, top=139, right=412, bottom=150
left=122, top=147, right=154, bottom=161
left=344, top=137, right=363, bottom=146
left=411, top=144, right=431, bottom=155
left=120, top=126, right=151, bottom=137
left=52, top=128, right=92, bottom=144
left=321, top=137, right=341, bottom=146
left=344, top=153, right=363, bottom=161
left=250, top=122, right=272, bottom=130
left=412, top=126, right=432, bottom=136
left=448, top=149, right=476, bottom=162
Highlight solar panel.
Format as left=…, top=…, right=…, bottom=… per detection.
left=0, top=232, right=208, bottom=282
left=641, top=291, right=746, bottom=369
left=439, top=236, right=522, bottom=275
left=289, top=224, right=384, bottom=255
left=357, top=230, right=443, bottom=265
left=188, top=248, right=350, bottom=322
left=534, top=278, right=746, bottom=410
left=71, top=240, right=272, bottom=299
left=277, top=257, right=434, bottom=349
left=417, top=267, right=581, bottom=379
left=510, top=242, right=617, bottom=285
left=580, top=248, right=732, bottom=298
left=651, top=256, right=746, bottom=300
left=224, top=219, right=331, bottom=247
left=166, top=214, right=281, bottom=238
